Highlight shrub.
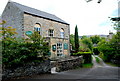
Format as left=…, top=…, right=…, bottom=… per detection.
left=72, top=52, right=92, bottom=63
left=72, top=52, right=92, bottom=55
left=93, top=47, right=100, bottom=55
left=1, top=25, right=50, bottom=69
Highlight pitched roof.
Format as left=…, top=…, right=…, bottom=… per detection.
left=10, top=1, right=69, bottom=25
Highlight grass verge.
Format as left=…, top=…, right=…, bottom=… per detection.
left=105, top=62, right=120, bottom=67
left=95, top=57, right=100, bottom=63
left=82, top=63, right=93, bottom=68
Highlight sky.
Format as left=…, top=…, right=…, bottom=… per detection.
left=0, top=0, right=119, bottom=36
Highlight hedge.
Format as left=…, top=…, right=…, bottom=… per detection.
left=72, top=52, right=93, bottom=63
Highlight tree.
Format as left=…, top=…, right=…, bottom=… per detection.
left=109, top=32, right=120, bottom=61
left=110, top=17, right=120, bottom=32
left=90, top=35, right=101, bottom=44
left=81, top=35, right=87, bottom=40
left=1, top=20, right=50, bottom=68
left=97, top=17, right=120, bottom=64
left=70, top=34, right=75, bottom=50
left=81, top=37, right=93, bottom=51
left=74, top=25, right=79, bottom=52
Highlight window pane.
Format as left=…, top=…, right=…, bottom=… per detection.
left=49, top=29, right=54, bottom=37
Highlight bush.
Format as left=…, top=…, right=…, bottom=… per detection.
left=72, top=52, right=92, bottom=63
left=93, top=47, right=100, bottom=55
left=2, top=26, right=50, bottom=69
left=72, top=52, right=92, bottom=56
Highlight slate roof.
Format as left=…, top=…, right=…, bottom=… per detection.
left=10, top=2, right=69, bottom=25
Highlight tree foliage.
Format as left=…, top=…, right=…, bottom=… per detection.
left=74, top=25, right=79, bottom=52
left=1, top=21, right=50, bottom=69
left=90, top=35, right=101, bottom=44
left=110, top=17, right=120, bottom=31
left=97, top=17, right=120, bottom=64
left=70, top=34, right=75, bottom=50
left=81, top=37, right=93, bottom=51
left=93, top=47, right=100, bottom=55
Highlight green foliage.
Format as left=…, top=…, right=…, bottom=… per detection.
left=110, top=17, right=120, bottom=31
left=79, top=45, right=91, bottom=52
left=74, top=25, right=79, bottom=52
left=1, top=22, right=50, bottom=69
left=73, top=52, right=92, bottom=55
left=109, top=32, right=120, bottom=61
left=81, top=37, right=93, bottom=51
left=82, top=63, right=93, bottom=68
left=72, top=52, right=92, bottom=63
left=70, top=34, right=75, bottom=50
left=81, top=35, right=87, bottom=39
left=98, top=32, right=120, bottom=63
left=98, top=39, right=113, bottom=62
left=95, top=57, right=100, bottom=63
left=93, top=47, right=100, bottom=55
left=90, top=35, right=101, bottom=44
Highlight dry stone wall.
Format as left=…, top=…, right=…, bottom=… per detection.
left=51, top=56, right=83, bottom=72
left=2, top=60, right=51, bottom=80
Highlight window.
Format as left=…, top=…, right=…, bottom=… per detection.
left=60, top=28, right=64, bottom=38
left=48, top=29, right=54, bottom=37
left=57, top=43, right=63, bottom=56
left=34, top=23, right=41, bottom=35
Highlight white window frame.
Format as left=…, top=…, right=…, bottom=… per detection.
left=60, top=28, right=64, bottom=38
left=34, top=23, right=41, bottom=35
left=57, top=43, right=63, bottom=57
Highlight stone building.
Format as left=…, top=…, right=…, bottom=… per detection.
left=2, top=1, right=70, bottom=59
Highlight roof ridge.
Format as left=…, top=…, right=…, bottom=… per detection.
left=9, top=1, right=69, bottom=25
left=12, top=1, right=55, bottom=16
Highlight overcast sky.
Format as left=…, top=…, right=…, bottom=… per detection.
left=0, top=0, right=119, bottom=36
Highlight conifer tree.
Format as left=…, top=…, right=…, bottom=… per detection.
left=74, top=25, right=79, bottom=52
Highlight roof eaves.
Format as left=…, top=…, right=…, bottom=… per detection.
left=11, top=1, right=69, bottom=25
left=24, top=12, right=69, bottom=25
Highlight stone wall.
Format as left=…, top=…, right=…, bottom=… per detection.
left=51, top=56, right=83, bottom=72
left=49, top=37, right=70, bottom=59
left=24, top=13, right=70, bottom=58
left=2, top=2, right=24, bottom=38
left=2, top=60, right=51, bottom=80
left=24, top=13, right=70, bottom=39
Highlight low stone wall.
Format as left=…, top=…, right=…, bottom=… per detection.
left=2, top=60, right=51, bottom=80
left=52, top=56, right=83, bottom=72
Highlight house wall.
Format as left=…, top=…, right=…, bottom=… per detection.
left=2, top=2, right=24, bottom=38
left=23, top=13, right=69, bottom=39
left=50, top=38, right=70, bottom=59
left=24, top=13, right=70, bottom=58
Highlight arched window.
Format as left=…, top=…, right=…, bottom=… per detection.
left=60, top=28, right=64, bottom=38
left=34, top=23, right=41, bottom=35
